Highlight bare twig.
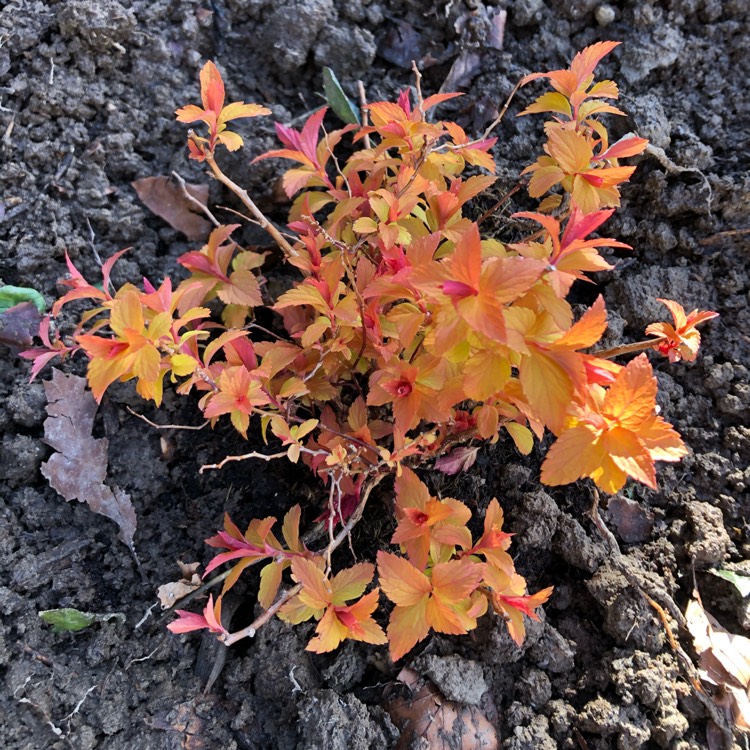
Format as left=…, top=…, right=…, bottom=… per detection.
left=171, top=171, right=220, bottom=227
left=588, top=488, right=735, bottom=747
left=699, top=228, right=750, bottom=246
left=127, top=406, right=209, bottom=431
left=411, top=60, right=425, bottom=118
left=215, top=204, right=300, bottom=242
left=199, top=450, right=288, bottom=473
left=134, top=602, right=159, bottom=630
left=476, top=183, right=523, bottom=226
left=198, top=142, right=298, bottom=259
left=357, top=80, right=371, bottom=150
left=83, top=218, right=105, bottom=270
left=481, top=79, right=524, bottom=141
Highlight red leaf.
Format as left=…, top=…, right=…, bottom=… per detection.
left=434, top=446, right=479, bottom=476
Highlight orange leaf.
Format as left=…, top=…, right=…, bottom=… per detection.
left=603, top=353, right=656, bottom=430
left=377, top=552, right=431, bottom=607
left=519, top=349, right=582, bottom=434
left=540, top=424, right=603, bottom=486
left=431, top=559, right=484, bottom=604
left=330, top=562, right=375, bottom=604
left=386, top=598, right=430, bottom=661
left=601, top=426, right=656, bottom=489
left=552, top=295, right=607, bottom=350
left=291, top=557, right=331, bottom=610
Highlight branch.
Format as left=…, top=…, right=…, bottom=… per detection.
left=592, top=337, right=664, bottom=360
left=219, top=471, right=386, bottom=647
left=200, top=451, right=288, bottom=473
left=171, top=170, right=221, bottom=227
left=197, top=143, right=298, bottom=260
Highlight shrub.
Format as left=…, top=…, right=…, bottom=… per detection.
left=23, top=43, right=717, bottom=660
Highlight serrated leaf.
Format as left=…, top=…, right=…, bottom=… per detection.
left=322, top=67, right=360, bottom=125
left=39, top=608, right=96, bottom=633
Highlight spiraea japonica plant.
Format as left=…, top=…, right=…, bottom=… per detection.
left=24, top=42, right=718, bottom=660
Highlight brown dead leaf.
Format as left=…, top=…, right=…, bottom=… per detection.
left=378, top=21, right=424, bottom=69
left=441, top=51, right=482, bottom=92
left=607, top=496, right=654, bottom=543
left=41, top=369, right=137, bottom=554
left=149, top=699, right=209, bottom=749
left=157, top=561, right=202, bottom=609
left=386, top=668, right=498, bottom=750
left=686, top=589, right=750, bottom=735
left=132, top=176, right=210, bottom=241
left=0, top=301, right=42, bottom=349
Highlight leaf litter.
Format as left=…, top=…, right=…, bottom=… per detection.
left=132, top=175, right=211, bottom=241
left=41, top=369, right=138, bottom=558
left=386, top=667, right=498, bottom=750
left=685, top=587, right=750, bottom=746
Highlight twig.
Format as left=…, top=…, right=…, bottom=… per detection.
left=63, top=684, right=98, bottom=725
left=199, top=144, right=298, bottom=259
left=588, top=488, right=735, bottom=747
left=171, top=171, right=220, bottom=227
left=199, top=450, right=288, bottom=473
left=644, top=142, right=713, bottom=215
left=476, top=183, right=523, bottom=226
left=125, top=638, right=168, bottom=669
left=592, top=337, right=664, bottom=360
left=135, top=602, right=158, bottom=630
left=699, top=228, right=750, bottom=246
left=216, top=204, right=300, bottom=242
left=411, top=60, right=425, bottom=118
left=481, top=79, right=524, bottom=141
left=84, top=217, right=104, bottom=269
left=357, top=80, right=371, bottom=150
left=127, top=406, right=209, bottom=431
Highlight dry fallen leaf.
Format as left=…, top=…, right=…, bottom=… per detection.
left=157, top=561, right=202, bottom=609
left=149, top=698, right=210, bottom=750
left=132, top=176, right=210, bottom=241
left=378, top=21, right=424, bottom=69
left=386, top=667, right=498, bottom=750
left=0, top=301, right=42, bottom=349
left=686, top=589, right=750, bottom=739
left=41, top=369, right=137, bottom=554
left=607, top=496, right=654, bottom=543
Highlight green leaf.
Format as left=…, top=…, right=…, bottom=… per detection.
left=710, top=569, right=750, bottom=598
left=39, top=608, right=96, bottom=633
left=322, top=67, right=360, bottom=125
left=0, top=285, right=47, bottom=314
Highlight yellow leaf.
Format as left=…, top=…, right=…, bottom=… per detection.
left=505, top=422, right=534, bottom=454
left=463, top=350, right=511, bottom=401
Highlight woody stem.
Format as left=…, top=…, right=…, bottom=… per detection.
left=592, top=337, right=664, bottom=360
left=199, top=146, right=298, bottom=260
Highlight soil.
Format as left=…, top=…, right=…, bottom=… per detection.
left=1, top=1, right=749, bottom=748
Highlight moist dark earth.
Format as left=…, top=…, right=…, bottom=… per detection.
left=1, top=0, right=749, bottom=748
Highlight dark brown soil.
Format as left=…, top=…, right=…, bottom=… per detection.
left=1, top=1, right=749, bottom=748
